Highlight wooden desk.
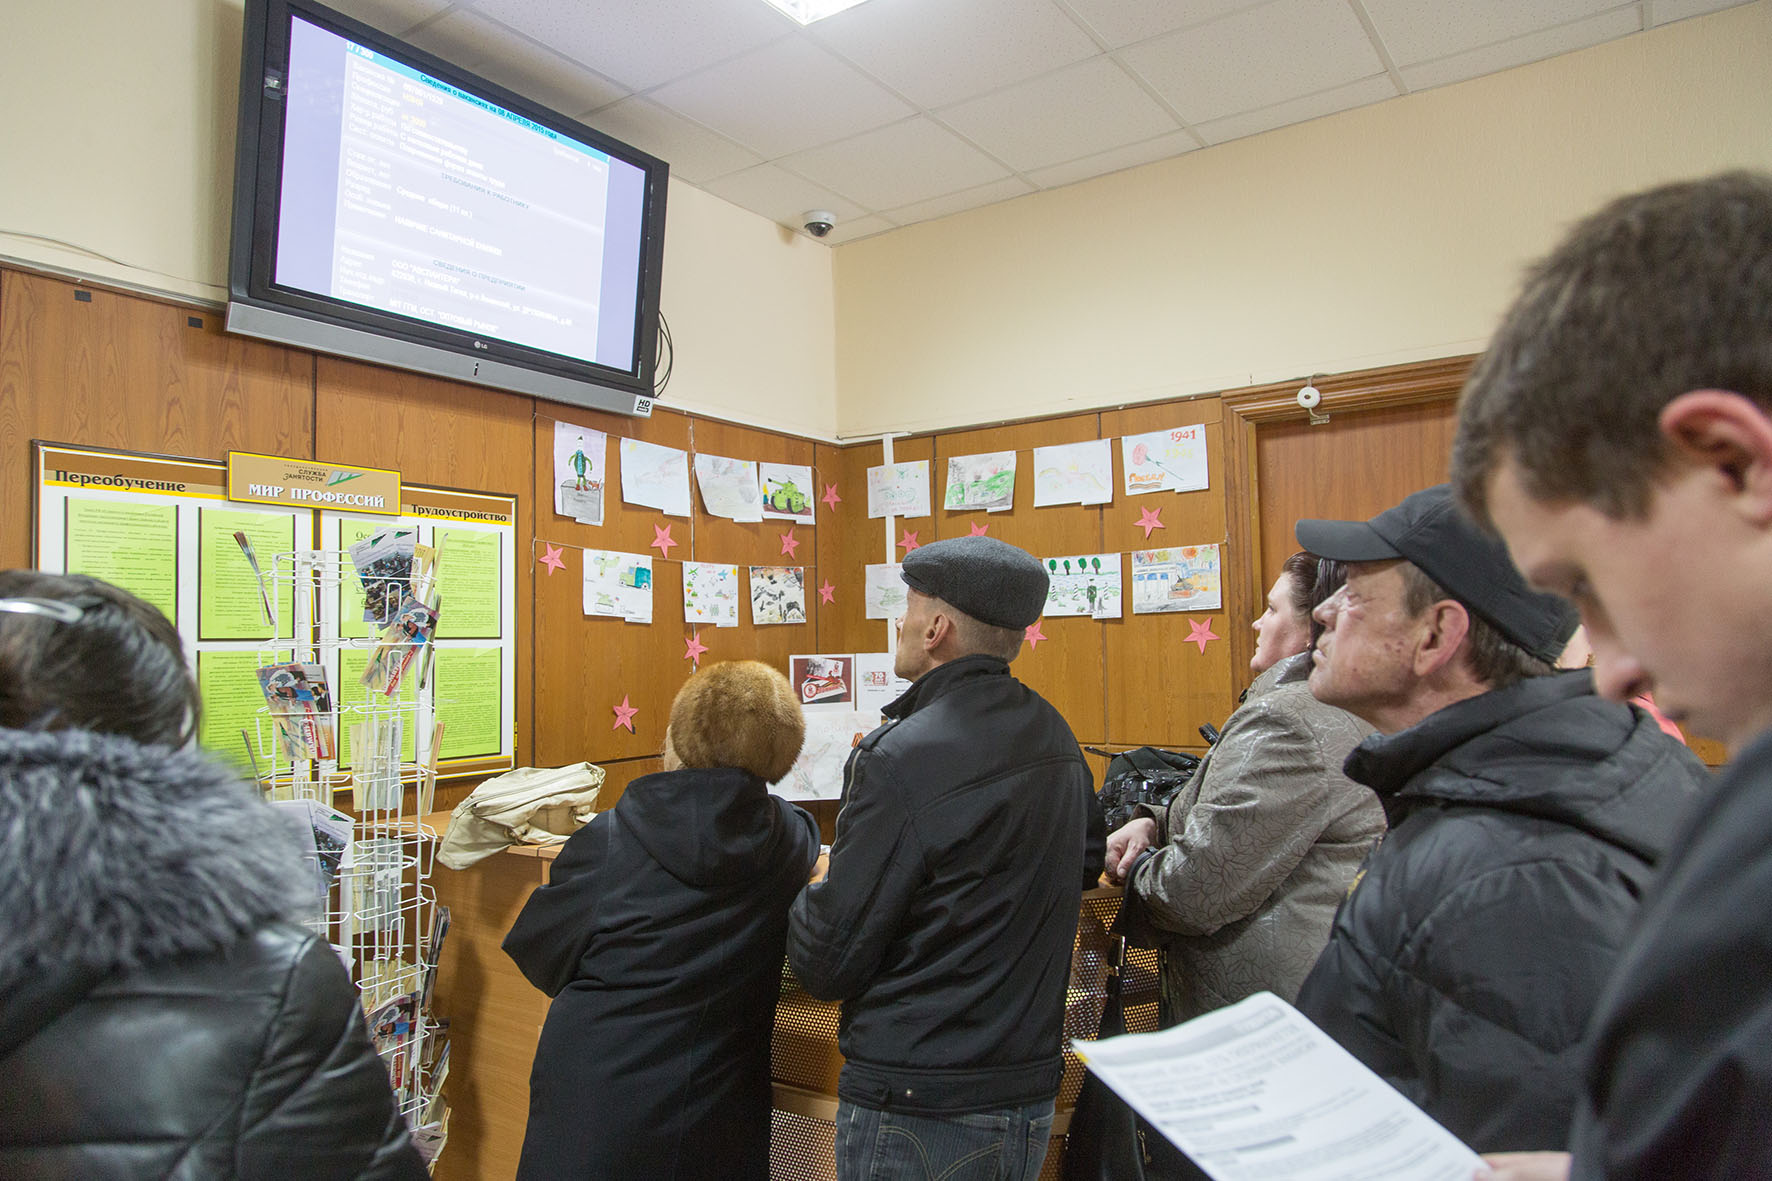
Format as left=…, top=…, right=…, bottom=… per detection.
left=424, top=817, right=1152, bottom=1180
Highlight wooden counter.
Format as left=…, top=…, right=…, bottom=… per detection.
left=425, top=818, right=1154, bottom=1180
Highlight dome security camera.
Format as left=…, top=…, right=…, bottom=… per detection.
left=802, top=210, right=836, bottom=239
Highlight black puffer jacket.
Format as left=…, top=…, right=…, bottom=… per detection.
left=1295, top=670, right=1708, bottom=1153
left=787, top=655, right=1105, bottom=1115
left=0, top=727, right=424, bottom=1179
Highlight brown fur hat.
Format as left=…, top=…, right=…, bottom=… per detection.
left=665, top=661, right=804, bottom=783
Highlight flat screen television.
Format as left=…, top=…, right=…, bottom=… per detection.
left=228, top=0, right=669, bottom=416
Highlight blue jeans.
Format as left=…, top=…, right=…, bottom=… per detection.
left=835, top=1098, right=1056, bottom=1181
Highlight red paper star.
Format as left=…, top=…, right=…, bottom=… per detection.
left=683, top=633, right=708, bottom=667
left=611, top=695, right=639, bottom=732
left=898, top=529, right=920, bottom=551
left=779, top=528, right=800, bottom=558
left=1185, top=617, right=1220, bottom=654
left=1025, top=620, right=1047, bottom=649
left=539, top=543, right=565, bottom=574
left=650, top=523, right=677, bottom=557
left=822, top=483, right=841, bottom=509
left=968, top=521, right=990, bottom=537
left=818, top=580, right=836, bottom=604
left=1135, top=507, right=1165, bottom=539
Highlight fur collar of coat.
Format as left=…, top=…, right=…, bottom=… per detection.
left=0, top=726, right=312, bottom=995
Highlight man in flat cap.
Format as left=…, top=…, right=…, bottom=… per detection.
left=789, top=536, right=1104, bottom=1181
left=1289, top=485, right=1707, bottom=1155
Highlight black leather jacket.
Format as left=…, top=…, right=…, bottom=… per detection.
left=787, top=655, right=1105, bottom=1114
left=0, top=727, right=424, bottom=1179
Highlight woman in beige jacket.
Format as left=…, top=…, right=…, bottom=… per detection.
left=1105, top=553, right=1385, bottom=1024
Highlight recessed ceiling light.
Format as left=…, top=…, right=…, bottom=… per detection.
left=757, top=0, right=873, bottom=26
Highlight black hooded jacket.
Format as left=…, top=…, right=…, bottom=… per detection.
left=1295, top=670, right=1708, bottom=1152
left=0, top=728, right=425, bottom=1180
left=503, top=765, right=818, bottom=1181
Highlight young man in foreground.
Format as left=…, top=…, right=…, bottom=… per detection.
left=1452, top=171, right=1772, bottom=1180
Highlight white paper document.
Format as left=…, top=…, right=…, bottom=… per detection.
left=1076, top=992, right=1483, bottom=1181
left=693, top=453, right=763, bottom=522
left=619, top=437, right=691, bottom=518
left=552, top=422, right=606, bottom=524
left=867, top=461, right=931, bottom=519
left=1032, top=439, right=1114, bottom=507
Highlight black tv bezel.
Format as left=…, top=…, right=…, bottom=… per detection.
left=227, top=0, right=669, bottom=415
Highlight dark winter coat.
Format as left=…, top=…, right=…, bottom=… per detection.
left=503, top=765, right=819, bottom=1181
left=0, top=727, right=425, bottom=1180
left=1567, top=725, right=1772, bottom=1178
left=786, top=654, right=1106, bottom=1115
left=1295, top=670, right=1708, bottom=1152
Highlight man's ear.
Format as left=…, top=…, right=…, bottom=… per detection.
left=1414, top=600, right=1471, bottom=679
left=924, top=609, right=956, bottom=654
left=1660, top=391, right=1772, bottom=524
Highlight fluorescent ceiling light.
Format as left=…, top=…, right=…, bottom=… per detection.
left=758, top=0, right=873, bottom=25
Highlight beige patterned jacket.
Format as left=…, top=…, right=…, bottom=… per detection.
left=1131, top=652, right=1384, bottom=1024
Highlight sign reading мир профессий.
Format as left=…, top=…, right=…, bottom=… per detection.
left=226, top=452, right=402, bottom=515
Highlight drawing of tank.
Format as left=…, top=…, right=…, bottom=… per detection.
left=767, top=478, right=810, bottom=515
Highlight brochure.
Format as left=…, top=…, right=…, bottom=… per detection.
left=348, top=527, right=419, bottom=625
left=256, top=662, right=337, bottom=760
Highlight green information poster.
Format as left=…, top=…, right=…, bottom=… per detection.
left=434, top=647, right=503, bottom=760
left=64, top=498, right=178, bottom=621
left=197, top=649, right=289, bottom=769
left=337, top=646, right=418, bottom=766
left=198, top=508, right=295, bottom=640
left=434, top=528, right=501, bottom=639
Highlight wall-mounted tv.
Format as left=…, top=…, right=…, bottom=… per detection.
left=228, top=0, right=668, bottom=416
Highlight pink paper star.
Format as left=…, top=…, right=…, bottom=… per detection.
left=611, top=695, right=639, bottom=732
left=1135, top=507, right=1165, bottom=539
left=898, top=529, right=920, bottom=551
left=822, top=483, right=841, bottom=509
left=1025, top=620, right=1047, bottom=649
left=683, top=633, right=708, bottom=667
left=1185, top=617, right=1220, bottom=654
left=818, top=580, right=836, bottom=605
left=539, top=543, right=565, bottom=574
left=968, top=521, right=990, bottom=537
left=779, top=529, right=801, bottom=558
left=650, top=523, right=677, bottom=557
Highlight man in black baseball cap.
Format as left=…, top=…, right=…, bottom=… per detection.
left=789, top=536, right=1103, bottom=1181
left=1290, top=484, right=1706, bottom=1155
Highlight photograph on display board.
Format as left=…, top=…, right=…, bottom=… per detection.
left=1131, top=544, right=1223, bottom=614
left=749, top=566, right=806, bottom=625
left=790, top=654, right=855, bottom=707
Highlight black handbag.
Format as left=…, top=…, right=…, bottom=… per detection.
left=1062, top=935, right=1147, bottom=1181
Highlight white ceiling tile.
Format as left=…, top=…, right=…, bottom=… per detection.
left=465, top=0, right=791, bottom=91
left=1055, top=0, right=1270, bottom=50
left=649, top=38, right=915, bottom=158
left=398, top=11, right=628, bottom=117
left=810, top=0, right=1100, bottom=109
left=583, top=97, right=762, bottom=183
left=1023, top=128, right=1202, bottom=189
left=1120, top=0, right=1385, bottom=125
left=1194, top=74, right=1398, bottom=144
left=782, top=118, right=1013, bottom=211
left=326, top=0, right=455, bottom=36
left=1398, top=7, right=1643, bottom=91
left=883, top=177, right=1037, bottom=227
left=1359, top=0, right=1635, bottom=66
left=699, top=163, right=866, bottom=231
left=938, top=57, right=1180, bottom=173
left=822, top=214, right=900, bottom=245
left=1647, top=0, right=1756, bottom=25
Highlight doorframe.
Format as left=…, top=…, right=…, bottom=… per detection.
left=1219, top=354, right=1476, bottom=681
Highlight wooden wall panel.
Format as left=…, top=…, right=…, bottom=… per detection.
left=0, top=270, right=312, bottom=566
left=1099, top=398, right=1231, bottom=748
left=529, top=406, right=691, bottom=765
left=816, top=441, right=890, bottom=656
left=315, top=355, right=537, bottom=769
left=930, top=415, right=1105, bottom=743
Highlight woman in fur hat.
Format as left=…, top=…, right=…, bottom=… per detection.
left=0, top=571, right=424, bottom=1178
left=505, top=661, right=818, bottom=1181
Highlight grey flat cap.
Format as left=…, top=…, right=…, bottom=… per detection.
left=901, top=536, right=1049, bottom=630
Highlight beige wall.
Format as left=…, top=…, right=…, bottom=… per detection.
left=0, top=0, right=840, bottom=441
left=832, top=0, right=1772, bottom=437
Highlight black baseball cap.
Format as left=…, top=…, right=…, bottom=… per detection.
left=1295, top=484, right=1579, bottom=665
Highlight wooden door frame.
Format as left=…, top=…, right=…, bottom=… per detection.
left=1219, top=354, right=1476, bottom=682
